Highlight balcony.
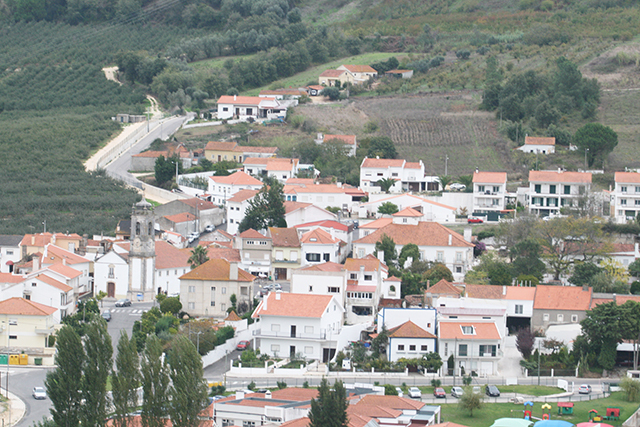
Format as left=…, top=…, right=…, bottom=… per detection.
left=35, top=326, right=55, bottom=335
left=252, top=329, right=339, bottom=341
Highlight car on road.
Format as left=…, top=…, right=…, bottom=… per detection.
left=188, top=231, right=200, bottom=243
left=433, top=387, right=446, bottom=398
left=101, top=311, right=111, bottom=322
left=467, top=217, right=484, bottom=223
left=450, top=183, right=466, bottom=191
left=236, top=340, right=250, bottom=351
left=485, top=385, right=500, bottom=397
left=115, top=299, right=131, bottom=307
left=408, top=387, right=421, bottom=399
left=451, top=387, right=464, bottom=398
left=205, top=225, right=214, bottom=232
left=472, top=386, right=481, bottom=394
left=395, top=387, right=403, bottom=398
left=32, top=387, right=47, bottom=400
left=578, top=384, right=592, bottom=394
left=272, top=283, right=282, bottom=290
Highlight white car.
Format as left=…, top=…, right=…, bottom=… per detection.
left=451, top=386, right=464, bottom=398
left=188, top=231, right=200, bottom=243
left=205, top=225, right=214, bottom=232
left=449, top=183, right=466, bottom=191
left=408, top=387, right=421, bottom=399
left=32, top=387, right=47, bottom=400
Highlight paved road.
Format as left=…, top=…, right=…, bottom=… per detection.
left=103, top=301, right=155, bottom=354
left=8, top=367, right=52, bottom=426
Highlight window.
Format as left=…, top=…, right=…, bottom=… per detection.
left=31, top=282, right=37, bottom=287
left=636, top=186, right=640, bottom=193
left=479, top=345, right=497, bottom=357
left=275, top=250, right=283, bottom=260
left=364, top=275, right=372, bottom=281
left=304, top=346, right=313, bottom=354
left=23, top=294, right=30, bottom=300
left=243, top=421, right=255, bottom=427
left=493, top=186, right=500, bottom=192
left=271, top=324, right=280, bottom=332
left=358, top=249, right=365, bottom=258
left=398, top=344, right=405, bottom=351
left=306, top=253, right=321, bottom=262
left=391, top=172, right=398, bottom=177
left=543, top=313, right=549, bottom=321
left=323, top=253, right=330, bottom=262
left=188, top=302, right=195, bottom=309
left=456, top=266, right=462, bottom=273
left=222, top=287, right=226, bottom=294
left=622, top=199, right=628, bottom=205
left=571, top=314, right=578, bottom=322
left=557, top=314, right=564, bottom=322
left=220, top=303, right=226, bottom=311
left=328, top=287, right=339, bottom=293
left=5, top=250, right=12, bottom=255
left=636, top=200, right=640, bottom=206
left=305, top=326, right=314, bottom=334
left=456, top=252, right=462, bottom=262
left=309, top=285, right=313, bottom=292
left=458, top=344, right=468, bottom=356
left=409, top=344, right=416, bottom=351
left=9, top=335, right=16, bottom=340
left=240, top=287, right=248, bottom=296
left=421, top=345, right=428, bottom=351
left=108, top=266, right=114, bottom=278
left=549, top=185, right=556, bottom=194
left=622, top=186, right=628, bottom=193
left=534, top=184, right=541, bottom=193
left=437, top=251, right=444, bottom=262
left=461, top=326, right=474, bottom=335
left=291, top=252, right=298, bottom=261
left=478, top=185, right=485, bottom=192
left=188, top=286, right=196, bottom=293
left=350, top=273, right=357, bottom=280
left=271, top=344, right=280, bottom=352
left=222, top=107, right=228, bottom=112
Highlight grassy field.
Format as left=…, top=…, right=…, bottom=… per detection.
left=599, top=89, right=640, bottom=171
left=191, top=53, right=259, bottom=71
left=242, top=52, right=410, bottom=96
left=439, top=392, right=639, bottom=427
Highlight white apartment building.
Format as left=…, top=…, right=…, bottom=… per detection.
left=360, top=158, right=440, bottom=193
left=472, top=171, right=507, bottom=213
left=243, top=157, right=299, bottom=183
left=612, top=172, right=640, bottom=223
left=208, top=171, right=263, bottom=205
left=358, top=193, right=456, bottom=223
left=528, top=169, right=592, bottom=217
left=226, top=189, right=258, bottom=235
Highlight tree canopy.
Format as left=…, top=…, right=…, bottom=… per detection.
left=375, top=234, right=397, bottom=266
left=238, top=177, right=286, bottom=233
left=309, top=379, right=348, bottom=427
left=573, top=123, right=618, bottom=167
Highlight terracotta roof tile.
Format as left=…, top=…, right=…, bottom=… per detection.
left=524, top=136, right=555, bottom=146
left=344, top=258, right=384, bottom=272
left=0, top=273, right=25, bottom=284
left=348, top=404, right=402, bottom=418
left=279, top=418, right=310, bottom=427
left=284, top=201, right=312, bottom=214
left=286, top=178, right=315, bottom=186
left=504, top=286, right=536, bottom=300
left=356, top=394, right=425, bottom=410
left=265, top=158, right=297, bottom=171
left=319, top=69, right=347, bottom=77
left=359, top=193, right=456, bottom=211
left=217, top=95, right=275, bottom=105
left=533, top=284, right=592, bottom=310
left=360, top=217, right=393, bottom=229
left=427, top=279, right=463, bottom=296
left=297, top=261, right=344, bottom=272
left=269, top=228, right=300, bottom=248
left=615, top=171, right=640, bottom=184
left=354, top=222, right=473, bottom=248
left=388, top=320, right=436, bottom=339
left=253, top=293, right=336, bottom=318
left=361, top=158, right=406, bottom=168
left=132, top=150, right=167, bottom=158
left=341, top=64, right=377, bottom=73
left=590, top=297, right=613, bottom=309
left=210, top=171, right=263, bottom=186
left=405, top=162, right=422, bottom=169
left=439, top=322, right=501, bottom=340
left=239, top=229, right=268, bottom=239
left=164, top=212, right=196, bottom=223
left=465, top=284, right=504, bottom=299
left=204, top=141, right=237, bottom=151
left=180, top=259, right=254, bottom=282
left=473, top=171, right=507, bottom=184
left=529, top=170, right=592, bottom=184
left=300, top=229, right=339, bottom=244
left=36, top=274, right=73, bottom=292
left=46, top=263, right=82, bottom=279
left=225, top=311, right=242, bottom=321
left=392, top=207, right=423, bottom=217
left=204, top=248, right=241, bottom=263
left=227, top=189, right=259, bottom=203
left=323, top=135, right=356, bottom=146
left=180, top=198, right=217, bottom=211
left=0, top=297, right=57, bottom=316
left=294, top=220, right=348, bottom=232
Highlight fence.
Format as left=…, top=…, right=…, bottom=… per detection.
left=201, top=324, right=257, bottom=368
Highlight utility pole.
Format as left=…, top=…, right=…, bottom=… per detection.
left=445, top=155, right=449, bottom=176
left=537, top=339, right=541, bottom=386
left=584, top=148, right=589, bottom=170
left=42, top=219, right=46, bottom=234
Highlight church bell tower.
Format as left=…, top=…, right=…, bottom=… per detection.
left=128, top=199, right=156, bottom=302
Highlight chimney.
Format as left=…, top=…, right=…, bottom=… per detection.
left=377, top=250, right=384, bottom=263
left=503, top=285, right=507, bottom=295
left=359, top=265, right=365, bottom=281
left=229, top=262, right=238, bottom=281
left=236, top=391, right=244, bottom=400
left=33, top=255, right=40, bottom=271
left=233, top=94, right=237, bottom=101
left=635, top=242, right=639, bottom=257
left=558, top=167, right=563, bottom=173
left=475, top=167, right=479, bottom=174
left=263, top=293, right=268, bottom=311
left=317, top=133, right=323, bottom=141
left=265, top=390, right=272, bottom=399
left=52, top=234, right=56, bottom=244
left=31, top=235, right=35, bottom=245
left=62, top=258, right=67, bottom=266
left=448, top=234, right=452, bottom=246
left=275, top=291, right=281, bottom=300
left=582, top=285, right=588, bottom=292
left=463, top=227, right=472, bottom=243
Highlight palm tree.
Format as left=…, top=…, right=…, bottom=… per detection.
left=437, top=175, right=453, bottom=191
left=376, top=178, right=396, bottom=193
left=188, top=245, right=209, bottom=269
left=457, top=175, right=473, bottom=192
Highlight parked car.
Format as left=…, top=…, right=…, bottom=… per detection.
left=467, top=217, right=484, bottom=223
left=395, top=387, right=404, bottom=398
left=451, top=387, right=464, bottom=398
left=236, top=340, right=250, bottom=351
left=115, top=299, right=131, bottom=307
left=408, top=387, right=422, bottom=399
left=578, top=384, right=592, bottom=394
left=205, top=225, right=214, bottom=232
left=485, top=385, right=500, bottom=397
left=32, top=387, right=47, bottom=400
left=472, top=386, right=481, bottom=394
left=188, top=231, right=200, bottom=243
left=272, top=283, right=282, bottom=290
left=101, top=311, right=111, bottom=322
left=433, top=387, right=446, bottom=398
left=450, top=183, right=466, bottom=191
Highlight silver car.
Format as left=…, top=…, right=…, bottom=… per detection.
left=32, top=387, right=47, bottom=400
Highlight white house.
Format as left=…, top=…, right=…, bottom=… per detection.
left=0, top=235, right=21, bottom=274
left=294, top=220, right=355, bottom=255
left=314, top=133, right=357, bottom=157
left=344, top=256, right=388, bottom=325
left=208, top=171, right=264, bottom=205
left=472, top=171, right=508, bottom=214
left=358, top=194, right=456, bottom=223
left=38, top=262, right=83, bottom=298
left=439, top=321, right=503, bottom=376
left=517, top=136, right=556, bottom=154
left=284, top=183, right=361, bottom=213
left=284, top=202, right=337, bottom=228
left=216, top=95, right=286, bottom=120
left=386, top=320, right=437, bottom=362
left=300, top=229, right=343, bottom=265
left=244, top=157, right=299, bottom=183
left=2, top=273, right=75, bottom=322
left=528, top=169, right=592, bottom=217
left=252, top=292, right=344, bottom=362
left=290, top=262, right=347, bottom=305
left=336, top=65, right=378, bottom=84
left=40, top=244, right=93, bottom=295
left=377, top=307, right=437, bottom=334
left=612, top=171, right=640, bottom=223
left=360, top=158, right=439, bottom=193
left=94, top=250, right=129, bottom=298
left=436, top=300, right=508, bottom=339
left=226, top=189, right=259, bottom=235
left=352, top=220, right=474, bottom=281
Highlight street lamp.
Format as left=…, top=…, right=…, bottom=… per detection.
left=584, top=148, right=589, bottom=170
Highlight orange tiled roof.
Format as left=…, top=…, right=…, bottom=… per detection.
left=280, top=418, right=310, bottom=427
left=253, top=293, right=335, bottom=318
left=473, top=171, right=507, bottom=184
left=210, top=171, right=263, bottom=186
left=269, top=228, right=300, bottom=248
left=504, top=286, right=536, bottom=301
left=529, top=170, right=592, bottom=184
left=354, top=222, right=473, bottom=247
left=388, top=320, right=436, bottom=339
left=225, top=311, right=242, bottom=321
left=0, top=297, right=57, bottom=316
left=42, top=244, right=88, bottom=265
left=533, top=284, right=592, bottom=310
left=132, top=150, right=167, bottom=158
left=344, top=257, right=385, bottom=272
left=319, top=69, right=347, bottom=78
left=46, top=263, right=82, bottom=279
left=300, top=228, right=339, bottom=245
left=615, top=171, right=640, bottom=184
left=361, top=158, right=406, bottom=168
left=360, top=193, right=456, bottom=211
left=341, top=64, right=377, bottom=73
left=427, top=279, right=463, bottom=296
left=297, top=261, right=344, bottom=272
left=405, top=162, right=422, bottom=169
left=284, top=201, right=312, bottom=214
left=266, top=158, right=297, bottom=171
left=590, top=297, right=613, bottom=309
left=36, top=274, right=73, bottom=292
left=205, top=141, right=237, bottom=151
left=164, top=212, right=196, bottom=223
left=348, top=403, right=402, bottom=418
left=0, top=273, right=25, bottom=284
left=439, top=322, right=501, bottom=340
left=524, top=136, right=555, bottom=146
left=360, top=217, right=393, bottom=229
left=181, top=198, right=217, bottom=211
left=217, top=95, right=275, bottom=105
left=323, top=135, right=356, bottom=146
left=180, top=259, right=254, bottom=282
left=204, top=248, right=241, bottom=263
left=356, top=394, right=425, bottom=410
left=239, top=228, right=268, bottom=239
left=465, top=284, right=504, bottom=299
left=393, top=207, right=422, bottom=217
left=227, top=189, right=259, bottom=203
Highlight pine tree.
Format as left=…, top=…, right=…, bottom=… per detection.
left=309, top=379, right=348, bottom=427
left=168, top=335, right=210, bottom=427
left=112, top=331, right=140, bottom=427
left=80, top=319, right=113, bottom=427
left=141, top=335, right=170, bottom=427
left=45, top=325, right=84, bottom=427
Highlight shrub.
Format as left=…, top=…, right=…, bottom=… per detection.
left=431, top=379, right=441, bottom=387
left=621, top=377, right=640, bottom=402
left=248, top=381, right=256, bottom=390
left=277, top=381, right=287, bottom=389
left=456, top=50, right=471, bottom=60
left=384, top=384, right=398, bottom=395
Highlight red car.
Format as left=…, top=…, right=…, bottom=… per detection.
left=433, top=387, right=446, bottom=398
left=236, top=340, right=250, bottom=351
left=467, top=217, right=484, bottom=223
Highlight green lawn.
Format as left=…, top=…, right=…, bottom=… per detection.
left=439, top=392, right=639, bottom=427
left=242, top=52, right=411, bottom=96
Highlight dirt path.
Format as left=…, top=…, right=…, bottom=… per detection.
left=102, top=66, right=122, bottom=86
